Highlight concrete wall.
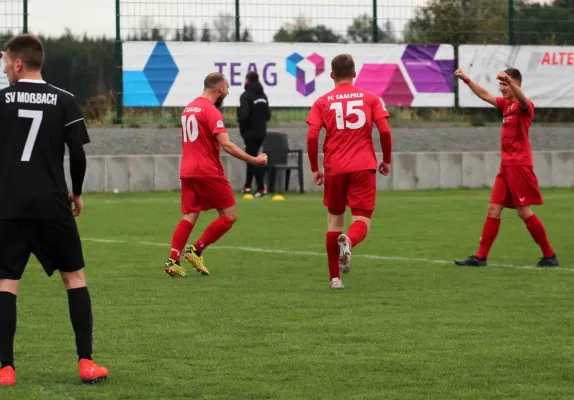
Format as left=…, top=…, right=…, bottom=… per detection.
left=68, top=151, right=574, bottom=193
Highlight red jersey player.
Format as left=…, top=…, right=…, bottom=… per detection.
left=454, top=68, right=558, bottom=267
left=165, top=72, right=268, bottom=277
left=306, top=54, right=393, bottom=289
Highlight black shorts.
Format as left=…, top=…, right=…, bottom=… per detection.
left=0, top=218, right=85, bottom=280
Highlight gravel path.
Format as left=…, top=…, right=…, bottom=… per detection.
left=85, top=125, right=574, bottom=156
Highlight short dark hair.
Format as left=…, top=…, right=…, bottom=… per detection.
left=246, top=71, right=259, bottom=83
left=204, top=72, right=226, bottom=90
left=4, top=34, right=44, bottom=71
left=331, top=54, right=355, bottom=80
left=505, top=68, right=522, bottom=83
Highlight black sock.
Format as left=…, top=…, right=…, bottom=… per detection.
left=67, top=287, right=93, bottom=361
left=0, top=292, right=17, bottom=370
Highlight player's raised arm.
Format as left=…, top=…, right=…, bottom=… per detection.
left=215, top=132, right=267, bottom=166
left=497, top=70, right=530, bottom=111
left=305, top=101, right=324, bottom=185
left=455, top=68, right=497, bottom=108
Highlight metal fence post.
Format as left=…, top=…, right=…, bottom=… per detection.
left=372, top=0, right=378, bottom=43
left=508, top=0, right=514, bottom=45
left=235, top=0, right=240, bottom=41
left=115, top=0, right=123, bottom=124
left=23, top=0, right=28, bottom=33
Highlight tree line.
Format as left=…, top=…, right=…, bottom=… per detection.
left=0, top=0, right=571, bottom=114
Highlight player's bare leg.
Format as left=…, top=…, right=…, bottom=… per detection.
left=455, top=204, right=503, bottom=267
left=327, top=211, right=345, bottom=289
left=61, top=270, right=108, bottom=384
left=166, top=212, right=199, bottom=277
left=517, top=206, right=559, bottom=267
left=184, top=206, right=237, bottom=275
left=340, top=210, right=372, bottom=274
left=0, top=279, right=19, bottom=386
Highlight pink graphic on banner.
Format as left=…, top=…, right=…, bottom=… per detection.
left=355, top=64, right=414, bottom=106
left=401, top=44, right=454, bottom=93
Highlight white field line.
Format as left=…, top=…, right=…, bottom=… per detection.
left=84, top=192, right=574, bottom=205
left=83, top=238, right=570, bottom=273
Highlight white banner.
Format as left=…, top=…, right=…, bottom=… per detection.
left=458, top=45, right=574, bottom=108
left=123, top=42, right=455, bottom=108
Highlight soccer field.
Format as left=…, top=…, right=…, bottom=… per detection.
left=4, top=189, right=574, bottom=399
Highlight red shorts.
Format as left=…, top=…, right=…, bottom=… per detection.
left=490, top=165, right=543, bottom=209
left=323, top=170, right=376, bottom=215
left=181, top=177, right=236, bottom=214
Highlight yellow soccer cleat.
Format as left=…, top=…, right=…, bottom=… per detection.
left=183, top=245, right=210, bottom=276
left=164, top=258, right=188, bottom=277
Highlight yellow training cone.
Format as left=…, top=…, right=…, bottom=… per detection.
left=272, top=194, right=285, bottom=201
left=243, top=194, right=254, bottom=199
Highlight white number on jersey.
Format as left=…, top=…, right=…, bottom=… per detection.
left=18, top=109, right=43, bottom=162
left=181, top=114, right=199, bottom=142
left=329, top=100, right=366, bottom=130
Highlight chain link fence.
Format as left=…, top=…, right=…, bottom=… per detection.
left=0, top=0, right=27, bottom=90
left=0, top=0, right=26, bottom=35
left=114, top=0, right=574, bottom=126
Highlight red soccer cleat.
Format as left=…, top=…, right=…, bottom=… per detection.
left=0, top=366, right=15, bottom=386
left=79, top=359, right=108, bottom=384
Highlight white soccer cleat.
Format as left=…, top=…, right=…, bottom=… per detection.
left=330, top=277, right=344, bottom=289
left=338, top=234, right=352, bottom=274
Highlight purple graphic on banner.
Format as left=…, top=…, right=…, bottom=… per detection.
left=401, top=44, right=454, bottom=94
left=286, top=52, right=325, bottom=96
left=355, top=64, right=414, bottom=106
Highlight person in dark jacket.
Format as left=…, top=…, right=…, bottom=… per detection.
left=237, top=71, right=271, bottom=197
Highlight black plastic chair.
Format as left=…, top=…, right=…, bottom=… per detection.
left=263, top=132, right=304, bottom=193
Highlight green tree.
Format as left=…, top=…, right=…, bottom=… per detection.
left=346, top=13, right=395, bottom=43
left=404, top=0, right=507, bottom=44
left=514, top=1, right=574, bottom=45
left=241, top=29, right=252, bottom=42
left=174, top=23, right=197, bottom=41
left=213, top=13, right=234, bottom=42
left=200, top=23, right=212, bottom=42
left=273, top=17, right=342, bottom=43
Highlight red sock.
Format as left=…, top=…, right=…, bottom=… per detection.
left=525, top=214, right=554, bottom=257
left=326, top=232, right=342, bottom=280
left=170, top=219, right=194, bottom=262
left=475, top=217, right=501, bottom=259
left=194, top=216, right=234, bottom=253
left=347, top=221, right=368, bottom=248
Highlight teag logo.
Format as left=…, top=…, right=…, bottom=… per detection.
left=286, top=52, right=325, bottom=96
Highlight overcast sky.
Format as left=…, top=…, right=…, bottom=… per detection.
left=0, top=0, right=552, bottom=41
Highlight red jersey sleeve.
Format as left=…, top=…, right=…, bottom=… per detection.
left=519, top=100, right=534, bottom=116
left=495, top=97, right=508, bottom=111
left=208, top=108, right=227, bottom=135
left=306, top=100, right=324, bottom=128
left=372, top=95, right=390, bottom=122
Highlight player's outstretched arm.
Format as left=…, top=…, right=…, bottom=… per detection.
left=375, top=118, right=392, bottom=176
left=454, top=69, right=497, bottom=108
left=216, top=132, right=267, bottom=166
left=497, top=71, right=529, bottom=110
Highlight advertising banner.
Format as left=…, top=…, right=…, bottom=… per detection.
left=123, top=42, right=455, bottom=108
left=458, top=45, right=574, bottom=108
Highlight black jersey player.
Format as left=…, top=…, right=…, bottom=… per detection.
left=0, top=34, right=108, bottom=386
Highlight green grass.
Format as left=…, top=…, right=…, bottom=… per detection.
left=3, top=188, right=574, bottom=399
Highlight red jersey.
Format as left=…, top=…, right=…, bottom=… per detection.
left=180, top=97, right=228, bottom=178
left=496, top=97, right=534, bottom=166
left=306, top=83, right=390, bottom=175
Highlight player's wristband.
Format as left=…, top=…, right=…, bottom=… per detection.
left=463, top=77, right=471, bottom=84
